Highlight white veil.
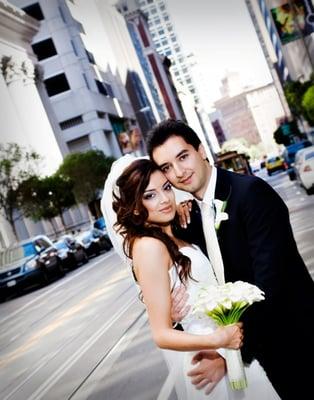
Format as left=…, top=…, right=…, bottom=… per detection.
left=100, top=153, right=192, bottom=267
left=100, top=154, right=148, bottom=267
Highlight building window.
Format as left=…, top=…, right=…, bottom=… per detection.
left=95, top=80, right=108, bottom=96
left=32, top=38, right=57, bottom=61
left=71, top=40, right=79, bottom=56
left=82, top=73, right=90, bottom=89
left=44, top=73, right=70, bottom=97
left=86, top=49, right=95, bottom=64
left=22, top=3, right=44, bottom=20
left=104, top=82, right=114, bottom=97
left=60, top=115, right=83, bottom=130
left=97, top=111, right=106, bottom=119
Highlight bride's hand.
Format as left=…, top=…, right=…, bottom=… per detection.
left=213, top=322, right=244, bottom=350
left=176, top=200, right=192, bottom=228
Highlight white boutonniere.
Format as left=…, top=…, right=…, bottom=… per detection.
left=213, top=199, right=228, bottom=231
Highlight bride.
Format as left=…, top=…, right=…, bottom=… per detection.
left=101, top=155, right=280, bottom=400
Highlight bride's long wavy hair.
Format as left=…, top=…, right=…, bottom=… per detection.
left=113, top=159, right=192, bottom=286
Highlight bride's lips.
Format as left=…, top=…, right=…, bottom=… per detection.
left=159, top=205, right=173, bottom=213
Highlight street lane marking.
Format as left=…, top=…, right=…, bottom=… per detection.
left=12, top=295, right=138, bottom=400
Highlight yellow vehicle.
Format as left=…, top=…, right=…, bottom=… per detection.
left=265, top=156, right=286, bottom=176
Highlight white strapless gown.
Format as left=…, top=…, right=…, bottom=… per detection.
left=162, top=245, right=280, bottom=400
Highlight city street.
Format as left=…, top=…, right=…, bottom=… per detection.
left=0, top=171, right=313, bottom=400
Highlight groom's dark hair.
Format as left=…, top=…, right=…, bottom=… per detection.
left=147, top=119, right=201, bottom=160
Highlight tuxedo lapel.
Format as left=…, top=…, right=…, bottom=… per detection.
left=215, top=168, right=232, bottom=204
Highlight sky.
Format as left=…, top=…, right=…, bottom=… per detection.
left=166, top=0, right=273, bottom=107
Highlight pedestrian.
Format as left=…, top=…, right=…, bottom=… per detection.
left=147, top=118, right=314, bottom=400
left=102, top=156, right=280, bottom=399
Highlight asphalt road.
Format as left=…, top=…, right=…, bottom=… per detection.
left=0, top=170, right=313, bottom=400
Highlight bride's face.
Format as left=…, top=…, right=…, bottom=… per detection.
left=142, top=170, right=176, bottom=224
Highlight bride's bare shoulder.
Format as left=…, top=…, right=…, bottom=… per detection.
left=133, top=236, right=168, bottom=256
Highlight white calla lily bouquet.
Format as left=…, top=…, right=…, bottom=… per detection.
left=193, top=281, right=265, bottom=390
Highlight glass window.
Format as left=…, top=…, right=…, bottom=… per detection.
left=95, top=80, right=108, bottom=96
left=305, top=151, right=314, bottom=160
left=44, top=73, right=70, bottom=97
left=32, top=38, right=57, bottom=61
left=22, top=3, right=44, bottom=20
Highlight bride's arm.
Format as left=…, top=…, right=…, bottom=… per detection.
left=133, top=237, right=243, bottom=352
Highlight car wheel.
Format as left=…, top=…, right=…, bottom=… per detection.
left=288, top=171, right=296, bottom=180
left=82, top=251, right=89, bottom=264
left=41, top=268, right=50, bottom=286
left=57, top=262, right=66, bottom=277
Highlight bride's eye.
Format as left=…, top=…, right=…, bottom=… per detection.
left=143, top=192, right=155, bottom=200
left=164, top=182, right=172, bottom=191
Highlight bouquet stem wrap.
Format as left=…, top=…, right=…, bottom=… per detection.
left=225, top=348, right=247, bottom=390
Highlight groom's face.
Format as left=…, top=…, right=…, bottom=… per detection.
left=151, top=135, right=210, bottom=199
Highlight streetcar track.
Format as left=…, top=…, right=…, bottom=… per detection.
left=1, top=286, right=141, bottom=400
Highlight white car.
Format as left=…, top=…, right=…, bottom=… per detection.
left=294, top=145, right=314, bottom=194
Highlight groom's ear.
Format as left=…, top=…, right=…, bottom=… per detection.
left=198, top=144, right=207, bottom=160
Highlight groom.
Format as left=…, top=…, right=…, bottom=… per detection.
left=147, top=119, right=314, bottom=400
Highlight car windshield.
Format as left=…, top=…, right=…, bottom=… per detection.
left=267, top=157, right=277, bottom=163
left=0, top=245, right=31, bottom=269
left=305, top=151, right=314, bottom=161
left=77, top=232, right=92, bottom=244
left=54, top=241, right=68, bottom=250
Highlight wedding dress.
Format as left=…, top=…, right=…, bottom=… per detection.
left=165, top=244, right=280, bottom=400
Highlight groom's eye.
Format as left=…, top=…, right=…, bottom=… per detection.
left=161, top=165, right=170, bottom=173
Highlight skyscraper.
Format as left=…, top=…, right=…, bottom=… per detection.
left=138, top=0, right=201, bottom=107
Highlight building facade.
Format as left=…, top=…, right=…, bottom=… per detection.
left=11, top=0, right=142, bottom=159
left=214, top=75, right=286, bottom=153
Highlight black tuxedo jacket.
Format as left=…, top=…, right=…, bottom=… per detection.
left=176, top=168, right=314, bottom=399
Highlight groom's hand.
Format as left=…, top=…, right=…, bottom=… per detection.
left=170, top=285, right=190, bottom=323
left=187, top=350, right=226, bottom=395
left=177, top=200, right=192, bottom=229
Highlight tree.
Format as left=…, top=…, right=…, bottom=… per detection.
left=57, top=150, right=115, bottom=218
left=302, top=86, right=314, bottom=126
left=19, top=175, right=76, bottom=233
left=0, top=143, right=40, bottom=239
left=284, top=75, right=314, bottom=125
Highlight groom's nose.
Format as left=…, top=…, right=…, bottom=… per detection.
left=173, top=163, right=184, bottom=178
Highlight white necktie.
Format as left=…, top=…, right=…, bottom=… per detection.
left=201, top=201, right=225, bottom=285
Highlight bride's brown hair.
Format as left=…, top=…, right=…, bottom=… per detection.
left=113, top=159, right=192, bottom=285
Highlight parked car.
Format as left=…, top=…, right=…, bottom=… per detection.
left=0, top=235, right=64, bottom=301
left=54, top=235, right=88, bottom=270
left=282, top=140, right=312, bottom=180
left=75, top=228, right=113, bottom=258
left=265, top=156, right=286, bottom=176
left=294, top=145, right=314, bottom=194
